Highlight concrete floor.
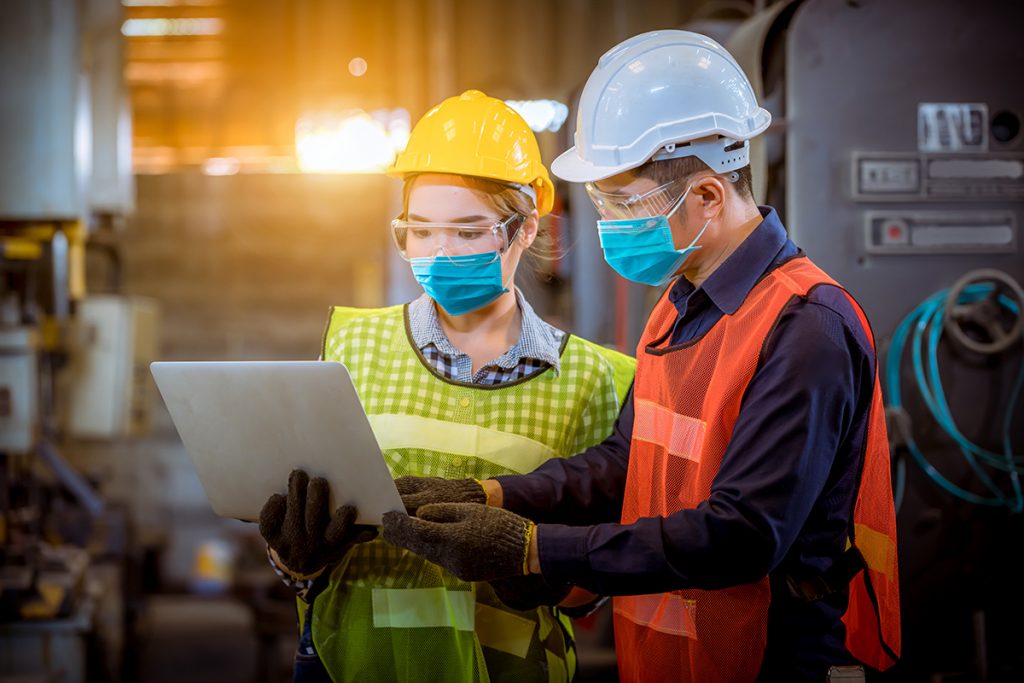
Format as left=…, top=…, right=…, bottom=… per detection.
left=133, top=596, right=291, bottom=683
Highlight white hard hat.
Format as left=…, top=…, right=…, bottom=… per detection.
left=552, top=30, right=772, bottom=183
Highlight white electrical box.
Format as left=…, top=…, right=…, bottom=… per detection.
left=0, top=328, right=40, bottom=453
left=67, top=296, right=159, bottom=438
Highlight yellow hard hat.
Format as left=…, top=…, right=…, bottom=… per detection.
left=388, top=90, right=555, bottom=217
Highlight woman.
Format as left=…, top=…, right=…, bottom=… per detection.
left=259, top=90, right=634, bottom=682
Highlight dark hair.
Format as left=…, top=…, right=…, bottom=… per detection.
left=633, top=141, right=754, bottom=200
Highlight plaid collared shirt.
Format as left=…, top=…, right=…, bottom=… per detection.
left=407, top=290, right=564, bottom=384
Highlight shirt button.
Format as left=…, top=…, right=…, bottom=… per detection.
left=459, top=398, right=470, bottom=408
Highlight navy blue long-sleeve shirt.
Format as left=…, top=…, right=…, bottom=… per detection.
left=496, top=207, right=876, bottom=679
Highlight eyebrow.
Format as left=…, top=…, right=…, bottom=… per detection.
left=408, top=213, right=493, bottom=224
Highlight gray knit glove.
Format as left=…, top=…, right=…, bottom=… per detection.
left=383, top=502, right=531, bottom=582
left=489, top=575, right=571, bottom=612
left=394, top=476, right=487, bottom=516
left=259, top=469, right=378, bottom=576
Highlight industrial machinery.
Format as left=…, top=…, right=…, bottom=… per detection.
left=726, top=0, right=1024, bottom=679
left=1, top=1, right=147, bottom=680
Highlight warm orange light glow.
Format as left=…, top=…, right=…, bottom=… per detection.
left=122, top=18, right=223, bottom=36
left=295, top=111, right=396, bottom=173
left=348, top=57, right=368, bottom=77
left=202, top=157, right=240, bottom=175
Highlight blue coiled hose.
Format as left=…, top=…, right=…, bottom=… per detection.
left=885, top=283, right=1023, bottom=512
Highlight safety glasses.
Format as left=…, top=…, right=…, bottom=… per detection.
left=584, top=177, right=689, bottom=220
left=391, top=213, right=525, bottom=264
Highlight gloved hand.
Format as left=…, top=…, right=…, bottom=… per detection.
left=394, top=476, right=487, bottom=515
left=383, top=502, right=531, bottom=582
left=489, top=575, right=571, bottom=612
left=259, top=469, right=378, bottom=577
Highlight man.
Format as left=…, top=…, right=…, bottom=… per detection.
left=384, top=30, right=900, bottom=682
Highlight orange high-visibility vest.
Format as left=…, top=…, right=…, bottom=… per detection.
left=614, top=256, right=900, bottom=682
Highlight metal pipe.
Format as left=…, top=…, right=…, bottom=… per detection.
left=50, top=228, right=69, bottom=321
left=36, top=439, right=105, bottom=517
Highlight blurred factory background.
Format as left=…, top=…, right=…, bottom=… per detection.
left=1, top=0, right=1022, bottom=681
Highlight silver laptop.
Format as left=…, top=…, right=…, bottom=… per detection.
left=150, top=360, right=404, bottom=525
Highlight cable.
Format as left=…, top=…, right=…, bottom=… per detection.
left=885, top=282, right=1024, bottom=512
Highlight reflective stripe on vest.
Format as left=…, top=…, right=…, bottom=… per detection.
left=313, top=305, right=634, bottom=683
left=368, top=413, right=556, bottom=475
left=614, top=256, right=900, bottom=683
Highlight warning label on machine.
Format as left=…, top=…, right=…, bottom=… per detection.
left=918, top=103, right=988, bottom=153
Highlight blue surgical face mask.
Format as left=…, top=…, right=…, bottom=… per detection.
left=597, top=184, right=710, bottom=287
left=410, top=252, right=513, bottom=316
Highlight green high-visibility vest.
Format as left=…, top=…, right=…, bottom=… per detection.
left=308, top=304, right=634, bottom=683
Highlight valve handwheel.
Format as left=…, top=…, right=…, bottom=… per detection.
left=943, top=269, right=1024, bottom=355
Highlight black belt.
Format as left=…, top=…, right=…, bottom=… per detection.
left=784, top=547, right=866, bottom=602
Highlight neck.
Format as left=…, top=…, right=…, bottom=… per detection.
left=682, top=204, right=763, bottom=288
left=435, top=287, right=521, bottom=346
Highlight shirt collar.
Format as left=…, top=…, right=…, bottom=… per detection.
left=670, top=206, right=788, bottom=316
left=408, top=290, right=563, bottom=374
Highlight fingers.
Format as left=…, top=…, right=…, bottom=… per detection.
left=258, top=493, right=287, bottom=543
left=288, top=469, right=310, bottom=504
left=395, top=476, right=442, bottom=514
left=324, top=505, right=357, bottom=546
left=415, top=502, right=475, bottom=525
left=381, top=511, right=414, bottom=549
left=399, top=492, right=432, bottom=515
left=399, top=493, right=425, bottom=515
left=394, top=476, right=433, bottom=495
left=305, top=477, right=331, bottom=538
left=283, top=469, right=309, bottom=540
left=382, top=510, right=454, bottom=555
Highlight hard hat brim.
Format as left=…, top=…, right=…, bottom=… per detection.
left=551, top=146, right=639, bottom=184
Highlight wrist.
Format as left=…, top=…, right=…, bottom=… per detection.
left=267, top=546, right=325, bottom=581
left=527, top=524, right=541, bottom=575
left=480, top=479, right=504, bottom=508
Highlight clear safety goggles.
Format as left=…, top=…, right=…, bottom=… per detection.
left=584, top=177, right=689, bottom=220
left=390, top=212, right=525, bottom=264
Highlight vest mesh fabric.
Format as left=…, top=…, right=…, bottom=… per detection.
left=312, top=305, right=635, bottom=683
left=615, top=257, right=898, bottom=682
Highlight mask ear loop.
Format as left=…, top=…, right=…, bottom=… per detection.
left=669, top=178, right=722, bottom=252
left=684, top=217, right=712, bottom=251
left=689, top=172, right=736, bottom=247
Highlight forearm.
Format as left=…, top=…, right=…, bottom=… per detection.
left=530, top=499, right=780, bottom=596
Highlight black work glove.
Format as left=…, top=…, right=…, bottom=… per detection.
left=383, top=502, right=531, bottom=582
left=489, top=574, right=571, bottom=612
left=394, top=476, right=487, bottom=515
left=259, top=469, right=378, bottom=576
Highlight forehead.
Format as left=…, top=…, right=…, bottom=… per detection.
left=407, top=174, right=499, bottom=220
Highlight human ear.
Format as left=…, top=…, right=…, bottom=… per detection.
left=518, top=210, right=540, bottom=250
left=693, top=176, right=725, bottom=218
